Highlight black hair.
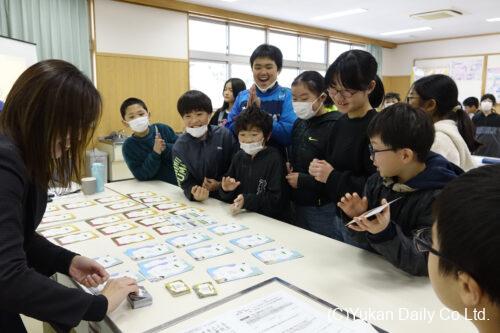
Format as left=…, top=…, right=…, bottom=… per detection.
left=433, top=164, right=500, bottom=305
left=120, top=97, right=148, bottom=119
left=367, top=103, right=435, bottom=162
left=220, top=78, right=246, bottom=111
left=481, top=93, right=496, bottom=105
left=250, top=44, right=283, bottom=71
left=177, top=90, right=213, bottom=116
left=463, top=96, right=479, bottom=108
left=325, top=50, right=385, bottom=108
left=291, top=71, right=333, bottom=107
left=384, top=92, right=401, bottom=102
left=234, top=104, right=273, bottom=139
left=411, top=74, right=480, bottom=152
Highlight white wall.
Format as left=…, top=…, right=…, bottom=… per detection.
left=382, top=34, right=500, bottom=76
left=94, top=0, right=188, bottom=59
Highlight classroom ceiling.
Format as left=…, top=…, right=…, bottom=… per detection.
left=180, top=0, right=500, bottom=44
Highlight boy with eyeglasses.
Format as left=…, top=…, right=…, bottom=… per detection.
left=417, top=165, right=500, bottom=333
left=338, top=103, right=463, bottom=276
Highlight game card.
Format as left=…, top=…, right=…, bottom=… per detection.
left=39, top=224, right=79, bottom=238
left=165, top=280, right=191, bottom=297
left=45, top=205, right=60, bottom=213
left=207, top=263, right=263, bottom=284
left=54, top=231, right=97, bottom=245
left=111, top=232, right=154, bottom=246
left=86, top=214, right=125, bottom=226
left=165, top=233, right=211, bottom=248
left=138, top=254, right=193, bottom=282
left=97, top=222, right=137, bottom=235
left=105, top=199, right=142, bottom=211
left=87, top=270, right=144, bottom=294
left=41, top=213, right=76, bottom=225
left=229, top=234, right=274, bottom=249
left=93, top=255, right=123, bottom=269
left=124, top=208, right=158, bottom=219
left=62, top=200, right=96, bottom=210
left=194, top=215, right=218, bottom=226
left=186, top=243, right=233, bottom=261
left=135, top=215, right=171, bottom=227
left=124, top=243, right=173, bottom=261
left=252, top=247, right=304, bottom=265
left=154, top=224, right=183, bottom=235
left=153, top=202, right=186, bottom=211
left=193, top=282, right=217, bottom=298
left=171, top=207, right=205, bottom=219
left=139, top=196, right=171, bottom=204
left=95, top=195, right=127, bottom=204
left=128, top=191, right=157, bottom=199
left=208, top=224, right=248, bottom=236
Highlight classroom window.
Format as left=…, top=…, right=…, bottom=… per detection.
left=268, top=31, right=298, bottom=61
left=229, top=25, right=265, bottom=56
left=328, top=41, right=351, bottom=64
left=188, top=20, right=227, bottom=54
left=279, top=68, right=300, bottom=88
left=230, top=63, right=254, bottom=91
left=189, top=60, right=228, bottom=109
left=300, top=36, right=325, bottom=63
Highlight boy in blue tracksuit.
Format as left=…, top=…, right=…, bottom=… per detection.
left=226, top=44, right=296, bottom=153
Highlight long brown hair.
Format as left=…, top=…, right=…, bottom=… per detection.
left=0, top=59, right=102, bottom=189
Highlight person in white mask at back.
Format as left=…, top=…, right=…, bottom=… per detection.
left=473, top=94, right=500, bottom=158
left=382, top=92, right=401, bottom=109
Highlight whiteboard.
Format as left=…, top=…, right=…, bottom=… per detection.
left=486, top=54, right=500, bottom=102
left=0, top=35, right=38, bottom=102
left=413, top=56, right=484, bottom=103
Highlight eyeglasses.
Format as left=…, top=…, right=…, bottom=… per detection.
left=327, top=86, right=359, bottom=99
left=368, top=144, right=394, bottom=159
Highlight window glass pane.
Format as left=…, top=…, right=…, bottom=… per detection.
left=328, top=42, right=350, bottom=64
left=189, top=60, right=227, bottom=110
left=351, top=44, right=366, bottom=51
left=268, top=31, right=298, bottom=61
left=230, top=63, right=254, bottom=92
left=279, top=67, right=299, bottom=88
left=300, top=37, right=325, bottom=63
left=189, top=20, right=227, bottom=54
left=229, top=25, right=265, bottom=56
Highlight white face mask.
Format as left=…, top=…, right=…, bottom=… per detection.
left=481, top=101, right=493, bottom=113
left=256, top=80, right=277, bottom=93
left=186, top=125, right=208, bottom=138
left=240, top=141, right=264, bottom=156
left=293, top=97, right=323, bottom=120
left=128, top=116, right=149, bottom=133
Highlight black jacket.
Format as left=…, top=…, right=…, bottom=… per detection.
left=0, top=135, right=107, bottom=333
left=473, top=112, right=500, bottom=158
left=290, top=112, right=342, bottom=206
left=172, top=125, right=238, bottom=201
left=219, top=147, right=290, bottom=221
left=348, top=153, right=463, bottom=276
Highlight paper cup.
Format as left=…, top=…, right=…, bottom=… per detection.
left=81, top=177, right=97, bottom=195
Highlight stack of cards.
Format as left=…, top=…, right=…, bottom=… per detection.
left=127, top=286, right=153, bottom=309
left=193, top=282, right=217, bottom=298
left=165, top=280, right=191, bottom=297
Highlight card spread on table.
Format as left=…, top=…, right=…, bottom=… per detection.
left=86, top=214, right=125, bottom=226
left=135, top=215, right=171, bottom=227
left=93, top=255, right=123, bottom=269
left=229, top=234, right=274, bottom=249
left=41, top=213, right=76, bottom=224
left=194, top=215, right=218, bottom=226
left=87, top=270, right=144, bottom=294
left=193, top=282, right=217, bottom=298
left=154, top=224, right=183, bottom=235
left=138, top=254, right=193, bottom=282
left=62, top=200, right=96, bottom=210
left=124, top=243, right=173, bottom=261
left=128, top=191, right=157, bottom=199
left=208, top=224, right=248, bottom=236
left=95, top=195, right=127, bottom=204
left=171, top=208, right=205, bottom=219
left=186, top=243, right=233, bottom=261
left=140, top=196, right=171, bottom=204
left=97, top=222, right=137, bottom=235
left=153, top=202, right=186, bottom=211
left=165, top=233, right=211, bottom=248
left=252, top=247, right=304, bottom=265
left=124, top=208, right=158, bottom=219
left=105, top=199, right=142, bottom=211
left=45, top=205, right=60, bottom=213
left=54, top=231, right=97, bottom=245
left=111, top=232, right=154, bottom=246
left=207, top=263, right=263, bottom=284
left=39, top=224, right=79, bottom=238
left=165, top=280, right=190, bottom=297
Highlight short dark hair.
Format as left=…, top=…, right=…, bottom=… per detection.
left=292, top=71, right=333, bottom=107
left=463, top=96, right=479, bottom=108
left=234, top=104, right=273, bottom=139
left=367, top=103, right=435, bottom=162
left=384, top=92, right=401, bottom=102
left=177, top=90, right=213, bottom=116
left=120, top=97, right=148, bottom=119
left=433, top=164, right=500, bottom=305
left=250, top=44, right=283, bottom=71
left=481, top=93, right=496, bottom=105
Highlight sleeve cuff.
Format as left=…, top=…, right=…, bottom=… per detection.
left=55, top=250, right=79, bottom=275
left=367, top=222, right=397, bottom=244
left=83, top=294, right=108, bottom=322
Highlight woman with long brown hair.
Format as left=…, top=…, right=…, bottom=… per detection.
left=0, top=60, right=138, bottom=332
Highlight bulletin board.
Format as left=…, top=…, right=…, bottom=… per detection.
left=486, top=54, right=500, bottom=102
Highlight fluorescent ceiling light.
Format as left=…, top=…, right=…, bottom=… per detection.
left=486, top=17, right=500, bottom=22
left=312, top=8, right=367, bottom=21
left=381, top=27, right=432, bottom=36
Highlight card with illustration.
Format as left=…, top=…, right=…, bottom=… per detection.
left=229, top=234, right=274, bottom=249
left=170, top=207, right=205, bottom=219
left=54, top=231, right=98, bottom=246
left=123, top=208, right=159, bottom=219
left=208, top=224, right=248, bottom=236
left=138, top=254, right=193, bottom=282
left=207, top=263, right=263, bottom=284
left=135, top=215, right=171, bottom=227
left=95, top=195, right=127, bottom=204
left=139, top=196, right=171, bottom=204
left=252, top=247, right=304, bottom=265
left=153, top=202, right=186, bottom=211
left=41, top=213, right=76, bottom=225
left=154, top=224, right=183, bottom=235
left=165, top=280, right=190, bottom=297
left=124, top=243, right=174, bottom=261
left=87, top=270, right=144, bottom=294
left=111, top=232, right=154, bottom=246
left=186, top=243, right=233, bottom=261
left=193, top=282, right=217, bottom=298
left=93, top=255, right=124, bottom=269
left=128, top=191, right=157, bottom=199
left=45, top=205, right=60, bottom=213
left=86, top=213, right=125, bottom=227
left=39, top=224, right=79, bottom=238
left=62, top=200, right=96, bottom=210
left=97, top=222, right=137, bottom=235
left=194, top=215, right=218, bottom=226
left=165, top=233, right=211, bottom=248
left=104, top=199, right=142, bottom=211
